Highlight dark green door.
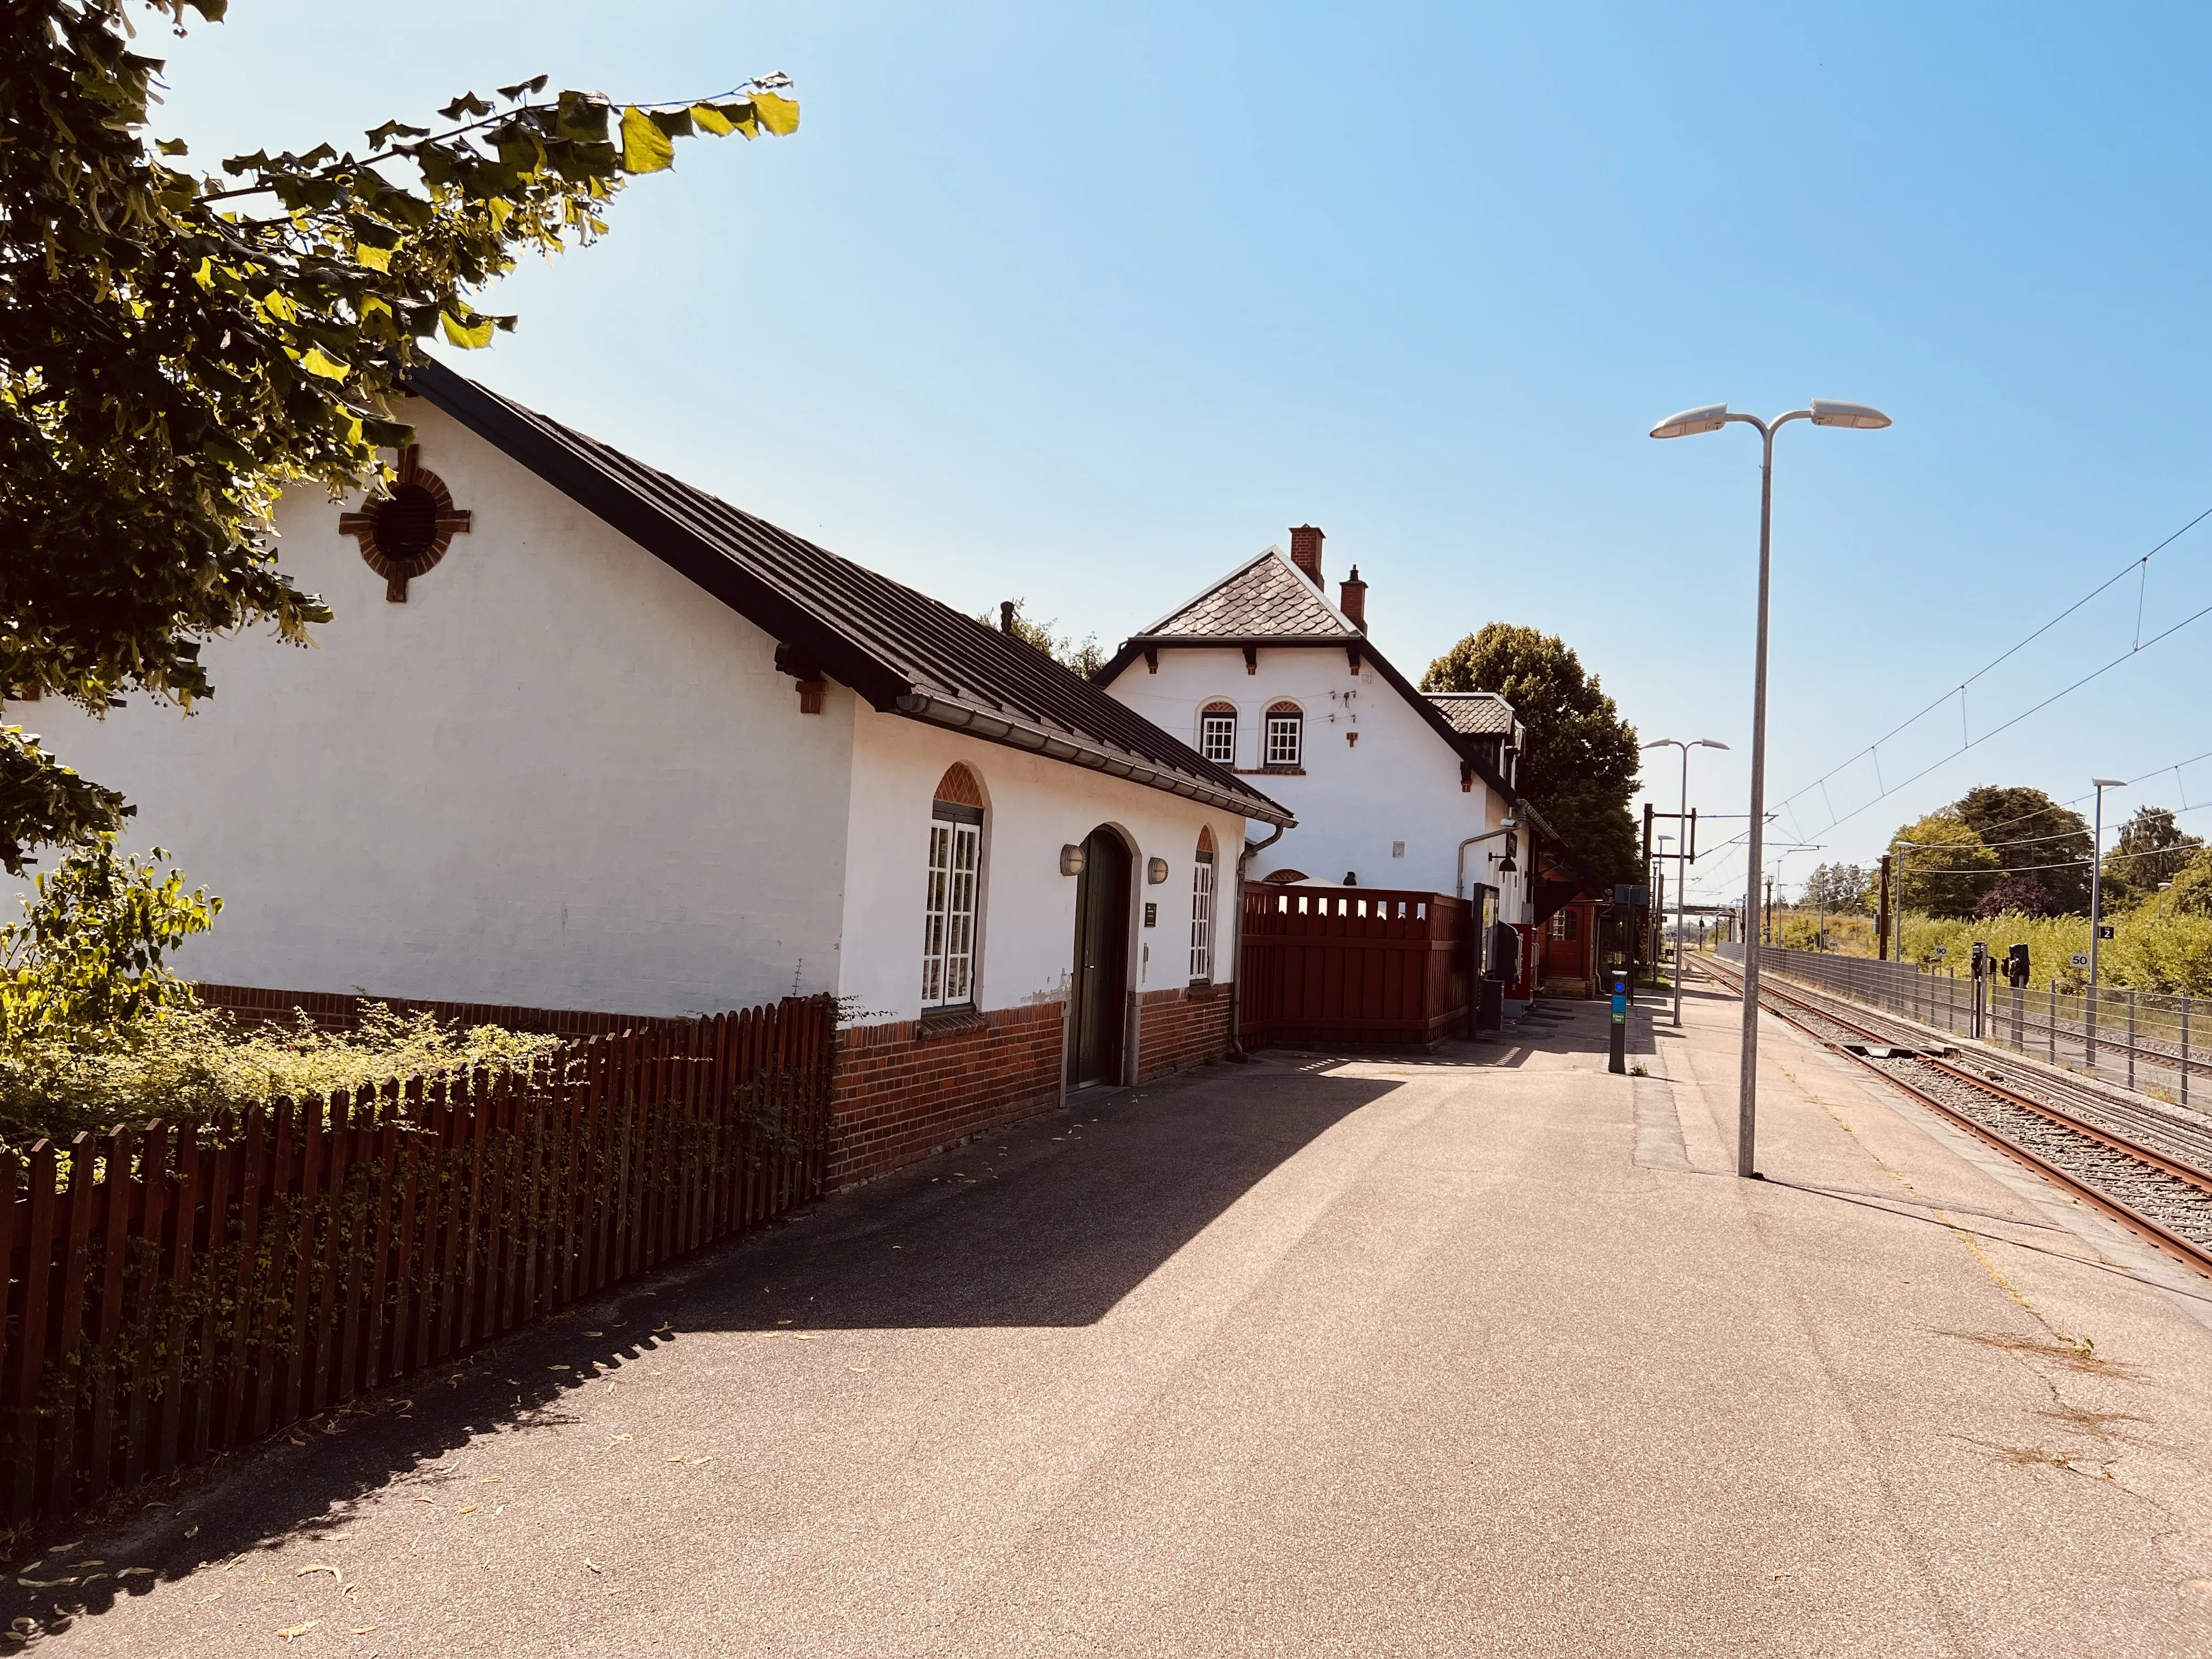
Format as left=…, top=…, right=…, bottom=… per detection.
left=1069, top=827, right=1131, bottom=1087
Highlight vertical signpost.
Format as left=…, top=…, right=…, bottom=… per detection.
left=1609, top=969, right=1628, bottom=1075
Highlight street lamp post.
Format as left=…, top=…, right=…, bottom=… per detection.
left=1651, top=399, right=1892, bottom=1178
left=2088, top=776, right=2126, bottom=1069
left=1643, top=737, right=1730, bottom=1029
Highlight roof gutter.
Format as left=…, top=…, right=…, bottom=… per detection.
left=893, top=693, right=1295, bottom=827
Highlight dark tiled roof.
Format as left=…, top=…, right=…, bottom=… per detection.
left=407, top=360, right=1290, bottom=825
left=1147, top=549, right=1355, bottom=639
left=1424, top=693, right=1518, bottom=737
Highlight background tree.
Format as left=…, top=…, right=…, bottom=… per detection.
left=2165, top=847, right=2212, bottom=918
left=2, top=0, right=798, bottom=875
left=1802, top=862, right=1870, bottom=915
left=1975, top=872, right=2059, bottom=919
left=979, top=601, right=1105, bottom=680
left=1886, top=811, right=1999, bottom=916
left=1423, top=623, right=1641, bottom=883
left=2100, top=804, right=2203, bottom=907
left=1949, top=785, right=2092, bottom=914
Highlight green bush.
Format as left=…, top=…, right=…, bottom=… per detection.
left=1887, top=910, right=2212, bottom=996
left=0, top=1003, right=564, bottom=1154
left=2, top=840, right=560, bottom=1150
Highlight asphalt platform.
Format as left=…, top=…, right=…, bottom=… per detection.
left=13, top=965, right=2212, bottom=1656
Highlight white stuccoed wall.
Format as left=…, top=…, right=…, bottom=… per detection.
left=837, top=706, right=1246, bottom=1025
left=1104, top=647, right=1522, bottom=917
left=20, top=403, right=859, bottom=1017
left=20, top=399, right=1257, bottom=1024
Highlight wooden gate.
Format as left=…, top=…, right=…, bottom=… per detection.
left=1239, top=885, right=1471, bottom=1048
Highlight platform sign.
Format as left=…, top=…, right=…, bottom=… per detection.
left=2098, top=924, right=2116, bottom=940
left=2070, top=951, right=2091, bottom=968
left=1930, top=945, right=1949, bottom=959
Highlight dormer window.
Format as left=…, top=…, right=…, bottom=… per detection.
left=1264, top=703, right=1303, bottom=769
left=1200, top=704, right=1238, bottom=765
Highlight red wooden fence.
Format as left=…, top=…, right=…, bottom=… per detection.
left=0, top=995, right=833, bottom=1528
left=1239, top=885, right=1471, bottom=1048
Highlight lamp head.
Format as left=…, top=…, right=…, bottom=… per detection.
left=1808, top=399, right=1893, bottom=430
left=1694, top=738, right=1730, bottom=751
left=1650, top=404, right=1729, bottom=439
left=2092, top=776, right=2126, bottom=789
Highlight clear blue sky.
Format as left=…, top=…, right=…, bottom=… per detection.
left=156, top=3, right=2212, bottom=905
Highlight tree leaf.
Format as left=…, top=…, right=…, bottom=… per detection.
left=752, top=92, right=800, bottom=135
left=299, top=347, right=351, bottom=380
left=689, top=103, right=736, bottom=136
left=353, top=243, right=391, bottom=272
left=156, top=138, right=189, bottom=156
left=440, top=311, right=495, bottom=348
left=619, top=106, right=676, bottom=173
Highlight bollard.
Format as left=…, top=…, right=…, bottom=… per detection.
left=1609, top=970, right=1628, bottom=1075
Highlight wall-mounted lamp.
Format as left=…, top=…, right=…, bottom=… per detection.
left=1147, top=856, right=1170, bottom=885
left=1060, top=844, right=1086, bottom=877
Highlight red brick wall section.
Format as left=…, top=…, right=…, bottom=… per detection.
left=827, top=1001, right=1065, bottom=1189
left=1135, top=981, right=1234, bottom=1083
left=191, top=981, right=682, bottom=1037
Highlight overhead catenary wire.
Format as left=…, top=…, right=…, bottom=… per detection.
left=1680, top=741, right=2212, bottom=903
left=1757, top=504, right=2212, bottom=836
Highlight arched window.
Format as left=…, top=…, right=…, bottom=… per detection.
left=1189, top=827, right=1217, bottom=983
left=1264, top=702, right=1303, bottom=769
left=922, top=764, right=985, bottom=1009
left=1199, top=702, right=1238, bottom=766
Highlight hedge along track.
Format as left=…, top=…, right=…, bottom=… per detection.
left=1701, top=957, right=2212, bottom=1281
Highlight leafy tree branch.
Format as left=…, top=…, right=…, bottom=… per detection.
left=2, top=0, right=799, bottom=866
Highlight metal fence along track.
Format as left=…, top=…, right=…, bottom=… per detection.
left=1703, top=953, right=2212, bottom=1279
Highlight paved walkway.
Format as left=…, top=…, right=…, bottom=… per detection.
left=16, top=972, right=2212, bottom=1656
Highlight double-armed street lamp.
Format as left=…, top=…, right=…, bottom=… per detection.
left=1650, top=399, right=1892, bottom=1178
left=1644, top=737, right=1729, bottom=1029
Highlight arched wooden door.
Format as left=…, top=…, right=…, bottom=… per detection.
left=1068, top=827, right=1132, bottom=1088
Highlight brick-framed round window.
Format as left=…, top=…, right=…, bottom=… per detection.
left=337, top=445, right=473, bottom=602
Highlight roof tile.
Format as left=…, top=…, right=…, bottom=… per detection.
left=409, top=362, right=1289, bottom=823
left=1424, top=693, right=1518, bottom=736
left=1150, top=552, right=1354, bottom=638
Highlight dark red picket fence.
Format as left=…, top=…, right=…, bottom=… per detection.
left=0, top=995, right=834, bottom=1528
left=1239, top=885, right=1471, bottom=1048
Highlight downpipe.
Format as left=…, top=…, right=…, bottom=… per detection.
left=1226, top=821, right=1287, bottom=1061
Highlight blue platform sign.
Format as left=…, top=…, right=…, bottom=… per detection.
left=1611, top=989, right=1627, bottom=1023
left=1614, top=884, right=1649, bottom=907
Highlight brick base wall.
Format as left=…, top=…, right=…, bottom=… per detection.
left=1135, top=980, right=1234, bottom=1082
left=827, top=1001, right=1065, bottom=1190
left=191, top=981, right=678, bottom=1037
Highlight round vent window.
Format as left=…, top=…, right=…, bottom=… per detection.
left=336, top=446, right=472, bottom=601
left=370, top=484, right=442, bottom=561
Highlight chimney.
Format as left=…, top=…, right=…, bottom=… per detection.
left=1000, top=600, right=1016, bottom=634
left=1339, top=565, right=1367, bottom=631
left=1289, top=524, right=1324, bottom=587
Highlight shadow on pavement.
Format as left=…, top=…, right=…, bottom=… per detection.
left=0, top=1059, right=1396, bottom=1639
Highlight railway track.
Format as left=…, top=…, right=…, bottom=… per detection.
left=1698, top=956, right=2212, bottom=1279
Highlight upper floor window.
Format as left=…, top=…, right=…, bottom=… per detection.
left=922, top=764, right=986, bottom=1009
left=1200, top=704, right=1238, bottom=766
left=1264, top=703, right=1303, bottom=769
left=1549, top=909, right=1578, bottom=941
left=1190, top=830, right=1217, bottom=983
